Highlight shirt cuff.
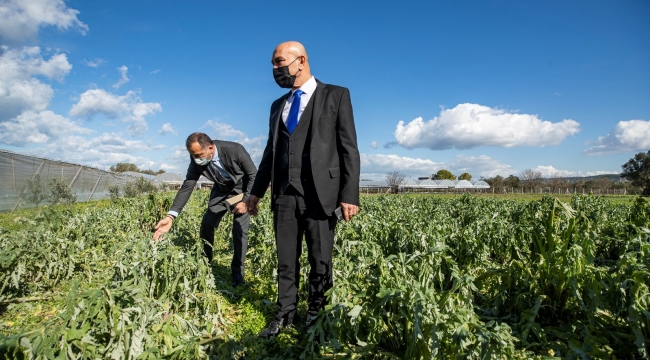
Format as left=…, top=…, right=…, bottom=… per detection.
left=167, top=210, right=179, bottom=218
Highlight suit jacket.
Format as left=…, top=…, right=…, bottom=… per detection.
left=250, top=80, right=360, bottom=215
left=170, top=140, right=257, bottom=213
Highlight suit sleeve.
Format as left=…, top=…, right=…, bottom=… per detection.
left=169, top=157, right=202, bottom=214
left=335, top=88, right=361, bottom=205
left=250, top=100, right=282, bottom=198
left=236, top=143, right=257, bottom=197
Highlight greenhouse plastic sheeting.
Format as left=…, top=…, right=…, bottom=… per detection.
left=0, top=150, right=137, bottom=211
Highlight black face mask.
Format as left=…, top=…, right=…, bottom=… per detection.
left=273, top=57, right=300, bottom=88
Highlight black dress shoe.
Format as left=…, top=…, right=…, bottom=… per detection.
left=259, top=318, right=284, bottom=338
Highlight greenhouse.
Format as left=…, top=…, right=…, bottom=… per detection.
left=0, top=150, right=136, bottom=211
left=359, top=178, right=491, bottom=193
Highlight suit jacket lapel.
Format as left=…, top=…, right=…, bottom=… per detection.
left=271, top=92, right=291, bottom=151
left=310, top=81, right=327, bottom=137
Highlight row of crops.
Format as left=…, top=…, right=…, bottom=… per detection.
left=0, top=192, right=649, bottom=359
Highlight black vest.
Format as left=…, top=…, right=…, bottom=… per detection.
left=274, top=97, right=315, bottom=196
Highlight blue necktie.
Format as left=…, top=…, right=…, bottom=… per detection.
left=285, top=89, right=303, bottom=134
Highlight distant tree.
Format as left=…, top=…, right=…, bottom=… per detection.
left=548, top=172, right=568, bottom=193
left=458, top=172, right=472, bottom=181
left=621, top=150, right=650, bottom=195
left=433, top=169, right=456, bottom=181
left=521, top=169, right=543, bottom=192
left=108, top=184, right=121, bottom=200
left=141, top=169, right=166, bottom=176
left=47, top=178, right=77, bottom=204
left=110, top=163, right=139, bottom=173
left=21, top=174, right=48, bottom=206
left=485, top=175, right=505, bottom=192
left=504, top=175, right=520, bottom=189
left=124, top=177, right=158, bottom=198
left=386, top=171, right=406, bottom=194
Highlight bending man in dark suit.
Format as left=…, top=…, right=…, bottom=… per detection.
left=153, top=132, right=257, bottom=287
left=245, top=41, right=360, bottom=338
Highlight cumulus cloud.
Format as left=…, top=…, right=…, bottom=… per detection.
left=159, top=123, right=177, bottom=135
left=532, top=165, right=618, bottom=178
left=448, top=154, right=516, bottom=178
left=370, top=141, right=378, bottom=149
left=82, top=58, right=103, bottom=68
left=0, top=46, right=72, bottom=121
left=33, top=132, right=165, bottom=169
left=69, top=89, right=162, bottom=136
left=394, top=103, right=580, bottom=150
left=0, top=0, right=88, bottom=42
left=0, top=110, right=93, bottom=146
left=112, top=65, right=129, bottom=89
left=583, top=120, right=650, bottom=155
left=360, top=153, right=444, bottom=179
left=202, top=119, right=266, bottom=164
left=360, top=153, right=517, bottom=180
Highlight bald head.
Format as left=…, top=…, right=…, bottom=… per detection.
left=272, top=41, right=311, bottom=89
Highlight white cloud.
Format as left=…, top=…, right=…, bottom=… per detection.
left=150, top=69, right=161, bottom=74
left=159, top=123, right=177, bottom=135
left=204, top=119, right=246, bottom=139
left=69, top=89, right=162, bottom=136
left=82, top=58, right=103, bottom=68
left=159, top=163, right=177, bottom=171
left=532, top=165, right=618, bottom=178
left=0, top=110, right=93, bottom=146
left=370, top=141, right=378, bottom=149
left=203, top=119, right=266, bottom=164
left=583, top=120, right=650, bottom=155
left=360, top=153, right=517, bottom=180
left=112, top=65, right=129, bottom=89
left=33, top=132, right=165, bottom=169
left=394, top=103, right=580, bottom=150
left=447, top=154, right=516, bottom=178
left=0, top=0, right=88, bottom=42
left=0, top=46, right=72, bottom=121
left=360, top=153, right=443, bottom=179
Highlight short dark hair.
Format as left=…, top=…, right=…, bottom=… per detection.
left=186, top=132, right=213, bottom=149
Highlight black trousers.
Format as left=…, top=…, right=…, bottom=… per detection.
left=200, top=201, right=249, bottom=284
left=273, top=188, right=337, bottom=322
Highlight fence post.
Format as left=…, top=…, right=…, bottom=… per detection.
left=12, top=159, right=45, bottom=211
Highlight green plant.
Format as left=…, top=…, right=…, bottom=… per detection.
left=124, top=177, right=157, bottom=198
left=108, top=184, right=121, bottom=200
left=21, top=174, right=47, bottom=206
left=47, top=178, right=77, bottom=204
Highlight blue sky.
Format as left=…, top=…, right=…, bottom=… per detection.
left=1, top=0, right=648, bottom=180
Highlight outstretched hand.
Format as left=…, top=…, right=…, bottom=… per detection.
left=153, top=216, right=173, bottom=241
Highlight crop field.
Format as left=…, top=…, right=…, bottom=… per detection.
left=0, top=192, right=648, bottom=359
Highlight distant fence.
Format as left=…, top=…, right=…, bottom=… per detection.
left=0, top=150, right=137, bottom=211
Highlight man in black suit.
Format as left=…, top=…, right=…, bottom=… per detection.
left=154, top=132, right=257, bottom=287
left=245, top=41, right=360, bottom=337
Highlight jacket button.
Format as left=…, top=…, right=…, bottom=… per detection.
left=290, top=165, right=294, bottom=168
left=290, top=178, right=294, bottom=182
left=290, top=152, right=294, bottom=155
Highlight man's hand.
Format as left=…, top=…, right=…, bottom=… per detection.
left=153, top=216, right=173, bottom=241
left=340, top=202, right=359, bottom=222
left=233, top=202, right=248, bottom=215
left=245, top=195, right=260, bottom=216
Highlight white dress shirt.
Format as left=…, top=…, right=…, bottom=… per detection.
left=282, top=76, right=317, bottom=125
left=211, top=149, right=232, bottom=181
